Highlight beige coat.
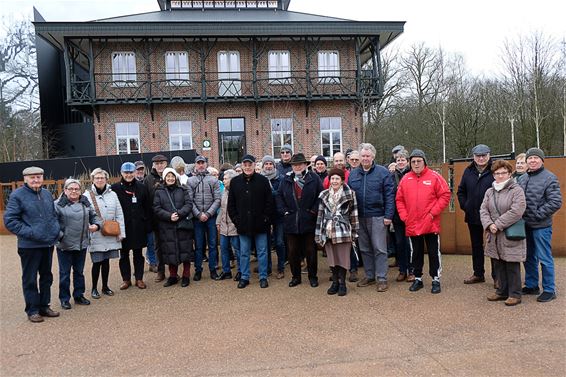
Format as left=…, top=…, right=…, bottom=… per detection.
left=480, top=179, right=526, bottom=262
left=216, top=189, right=238, bottom=236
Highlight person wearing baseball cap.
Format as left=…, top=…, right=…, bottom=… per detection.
left=4, top=166, right=61, bottom=322
left=228, top=154, right=274, bottom=289
left=518, top=148, right=562, bottom=302
left=134, top=161, right=146, bottom=182
left=457, top=144, right=495, bottom=286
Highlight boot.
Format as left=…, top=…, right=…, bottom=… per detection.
left=337, top=267, right=347, bottom=296
left=327, top=267, right=339, bottom=295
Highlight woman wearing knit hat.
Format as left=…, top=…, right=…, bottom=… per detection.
left=315, top=168, right=359, bottom=296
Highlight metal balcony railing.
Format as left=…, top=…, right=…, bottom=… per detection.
left=68, top=69, right=380, bottom=105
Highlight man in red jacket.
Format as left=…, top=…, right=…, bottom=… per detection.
left=396, top=149, right=451, bottom=294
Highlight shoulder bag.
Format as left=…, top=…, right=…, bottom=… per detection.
left=492, top=193, right=526, bottom=241
left=89, top=191, right=121, bottom=236
left=165, top=189, right=194, bottom=231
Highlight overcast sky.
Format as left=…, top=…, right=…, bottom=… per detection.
left=2, top=0, right=565, bottom=76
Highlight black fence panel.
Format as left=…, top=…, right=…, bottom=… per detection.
left=0, top=150, right=197, bottom=182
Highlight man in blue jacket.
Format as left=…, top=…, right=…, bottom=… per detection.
left=348, top=143, right=395, bottom=292
left=3, top=167, right=61, bottom=323
left=457, top=144, right=495, bottom=285
left=518, top=148, right=562, bottom=302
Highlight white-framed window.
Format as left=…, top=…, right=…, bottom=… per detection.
left=115, top=122, right=140, bottom=154
left=271, top=118, right=293, bottom=157
left=268, top=50, right=291, bottom=84
left=218, top=51, right=241, bottom=96
left=320, top=117, right=342, bottom=158
left=111, top=52, right=137, bottom=86
left=165, top=51, right=190, bottom=85
left=318, top=51, right=340, bottom=84
left=168, top=121, right=193, bottom=150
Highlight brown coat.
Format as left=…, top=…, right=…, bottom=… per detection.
left=216, top=189, right=238, bottom=236
left=480, top=180, right=526, bottom=262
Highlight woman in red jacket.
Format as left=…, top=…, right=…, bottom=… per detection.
left=395, top=149, right=451, bottom=294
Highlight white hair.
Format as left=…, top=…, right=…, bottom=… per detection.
left=359, top=143, right=376, bottom=157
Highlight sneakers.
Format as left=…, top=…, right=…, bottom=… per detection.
left=218, top=272, right=233, bottom=280
left=409, top=280, right=424, bottom=292
left=537, top=291, right=556, bottom=302
left=522, top=286, right=540, bottom=295
left=505, top=297, right=522, bottom=306
left=376, top=281, right=388, bottom=292
left=356, top=277, right=376, bottom=287
left=237, top=279, right=249, bottom=289
left=28, top=313, right=44, bottom=323
left=464, top=275, right=485, bottom=284
left=39, top=307, right=60, bottom=318
left=431, top=281, right=441, bottom=294
left=487, top=293, right=508, bottom=301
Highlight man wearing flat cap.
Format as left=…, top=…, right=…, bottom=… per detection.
left=228, top=154, right=274, bottom=289
left=4, top=167, right=61, bottom=322
left=518, top=148, right=562, bottom=302
left=457, top=144, right=496, bottom=286
left=144, top=154, right=169, bottom=282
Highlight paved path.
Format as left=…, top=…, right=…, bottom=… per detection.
left=1, top=235, right=564, bottom=376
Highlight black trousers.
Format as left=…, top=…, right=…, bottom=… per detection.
left=494, top=259, right=521, bottom=298
left=18, top=247, right=54, bottom=316
left=119, top=248, right=144, bottom=281
left=409, top=234, right=441, bottom=279
left=468, top=223, right=497, bottom=279
left=153, top=230, right=165, bottom=274
left=286, top=233, right=317, bottom=279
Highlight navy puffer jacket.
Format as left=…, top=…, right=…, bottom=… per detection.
left=348, top=164, right=395, bottom=219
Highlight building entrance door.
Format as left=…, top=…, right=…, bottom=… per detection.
left=218, top=118, right=245, bottom=165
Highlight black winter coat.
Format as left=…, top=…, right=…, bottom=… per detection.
left=392, top=166, right=410, bottom=224
left=153, top=184, right=194, bottom=265
left=276, top=171, right=323, bottom=234
left=228, top=173, right=274, bottom=235
left=144, top=169, right=164, bottom=229
left=457, top=161, right=494, bottom=225
left=111, top=179, right=151, bottom=250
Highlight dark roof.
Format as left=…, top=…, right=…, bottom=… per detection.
left=93, top=9, right=349, bottom=23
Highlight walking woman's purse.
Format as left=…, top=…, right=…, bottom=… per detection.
left=492, top=193, right=526, bottom=241
left=89, top=191, right=121, bottom=236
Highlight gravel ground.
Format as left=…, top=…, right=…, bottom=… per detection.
left=1, top=235, right=564, bottom=376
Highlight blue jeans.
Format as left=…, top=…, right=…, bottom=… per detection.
left=145, top=232, right=157, bottom=266
left=239, top=233, right=268, bottom=281
left=57, top=248, right=87, bottom=302
left=18, top=247, right=54, bottom=316
left=268, top=222, right=286, bottom=273
left=524, top=226, right=555, bottom=293
left=220, top=235, right=240, bottom=274
left=194, top=216, right=218, bottom=273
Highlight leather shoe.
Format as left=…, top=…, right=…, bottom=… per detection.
left=288, top=278, right=301, bottom=287
left=148, top=264, right=158, bottom=273
left=39, top=307, right=60, bottom=317
left=102, top=287, right=114, bottom=296
left=91, top=288, right=101, bottom=299
left=376, top=281, right=389, bottom=292
left=74, top=296, right=91, bottom=305
left=163, top=277, right=179, bottom=287
left=348, top=270, right=359, bottom=283
left=237, top=279, right=249, bottom=289
left=154, top=272, right=165, bottom=282
left=505, top=297, right=522, bottom=306
left=61, top=301, right=72, bottom=310
left=356, top=277, right=376, bottom=287
left=309, top=278, right=319, bottom=288
left=233, top=272, right=241, bottom=281
left=396, top=272, right=407, bottom=282
left=276, top=271, right=285, bottom=280
left=210, top=271, right=221, bottom=281
left=218, top=272, right=233, bottom=280
left=260, top=279, right=269, bottom=288
left=464, top=275, right=485, bottom=284
left=487, top=293, right=508, bottom=301
left=193, top=271, right=202, bottom=281
left=181, top=277, right=190, bottom=287
left=135, top=280, right=147, bottom=289
left=406, top=274, right=416, bottom=282
left=120, top=280, right=132, bottom=290
left=28, top=314, right=44, bottom=323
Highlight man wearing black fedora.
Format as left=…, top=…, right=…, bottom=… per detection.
left=277, top=153, right=323, bottom=288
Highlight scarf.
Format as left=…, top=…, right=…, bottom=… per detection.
left=262, top=168, right=278, bottom=181
left=493, top=178, right=511, bottom=192
left=326, top=185, right=343, bottom=237
left=293, top=170, right=306, bottom=190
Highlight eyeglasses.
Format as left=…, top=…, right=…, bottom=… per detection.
left=493, top=171, right=510, bottom=176
left=65, top=187, right=81, bottom=192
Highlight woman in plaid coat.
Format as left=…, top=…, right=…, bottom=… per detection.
left=315, top=168, right=359, bottom=296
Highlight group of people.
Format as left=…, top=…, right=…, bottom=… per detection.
left=3, top=142, right=562, bottom=323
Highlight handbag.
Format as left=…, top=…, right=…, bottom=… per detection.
left=492, top=193, right=526, bottom=241
left=165, top=189, right=194, bottom=231
left=89, top=191, right=121, bottom=236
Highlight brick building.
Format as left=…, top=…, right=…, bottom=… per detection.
left=34, top=0, right=404, bottom=167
